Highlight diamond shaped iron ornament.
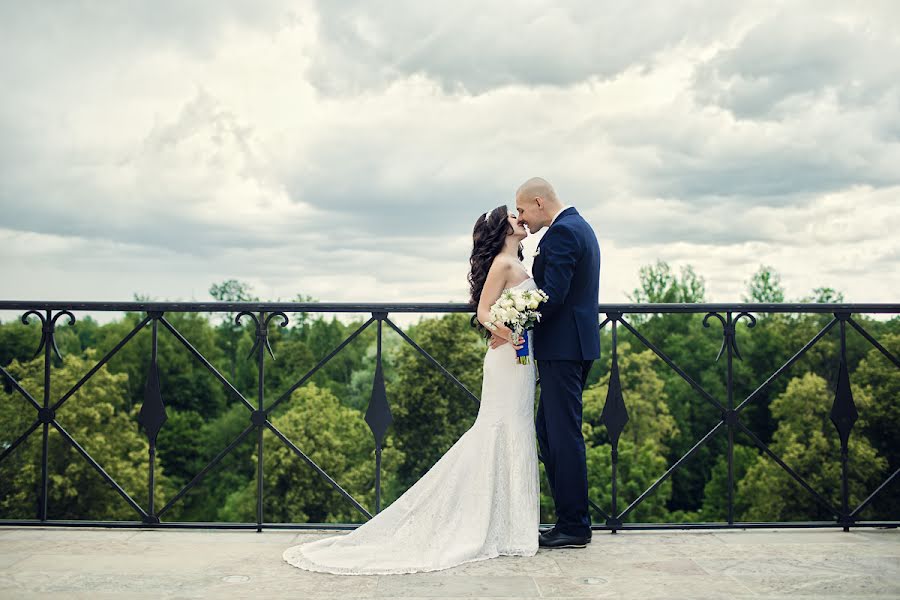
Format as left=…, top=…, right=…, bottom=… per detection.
left=365, top=360, right=392, bottom=447
left=830, top=357, right=858, bottom=449
left=600, top=354, right=629, bottom=448
left=139, top=358, right=167, bottom=448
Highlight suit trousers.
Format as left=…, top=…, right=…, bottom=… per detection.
left=535, top=359, right=593, bottom=537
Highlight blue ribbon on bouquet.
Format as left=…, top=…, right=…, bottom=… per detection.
left=516, top=331, right=531, bottom=365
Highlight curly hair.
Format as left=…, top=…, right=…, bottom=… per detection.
left=468, top=206, right=525, bottom=338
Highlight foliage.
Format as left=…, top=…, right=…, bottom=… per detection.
left=852, top=332, right=900, bottom=519
left=579, top=346, right=679, bottom=522
left=738, top=373, right=886, bottom=521
left=697, top=445, right=759, bottom=522
left=628, top=260, right=706, bottom=305
left=743, top=265, right=786, bottom=303
left=387, top=314, right=484, bottom=491
left=218, top=384, right=403, bottom=523
left=1, top=273, right=896, bottom=526
left=0, top=351, right=174, bottom=519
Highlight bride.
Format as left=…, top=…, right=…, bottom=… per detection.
left=283, top=206, right=540, bottom=575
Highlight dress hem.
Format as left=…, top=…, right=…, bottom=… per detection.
left=282, top=543, right=539, bottom=576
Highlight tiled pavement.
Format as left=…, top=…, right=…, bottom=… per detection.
left=0, top=527, right=897, bottom=599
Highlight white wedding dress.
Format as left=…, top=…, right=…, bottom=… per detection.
left=283, top=278, right=540, bottom=575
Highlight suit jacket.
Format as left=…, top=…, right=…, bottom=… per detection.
left=532, top=207, right=601, bottom=361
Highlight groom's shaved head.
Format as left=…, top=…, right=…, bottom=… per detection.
left=516, top=177, right=558, bottom=205
left=514, top=176, right=562, bottom=233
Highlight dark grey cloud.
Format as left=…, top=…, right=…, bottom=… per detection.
left=693, top=7, right=900, bottom=118
left=591, top=7, right=900, bottom=204
left=639, top=144, right=898, bottom=200
left=0, top=89, right=303, bottom=256
left=308, top=0, right=746, bottom=94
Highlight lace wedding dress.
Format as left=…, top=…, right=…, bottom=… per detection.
left=283, top=278, right=540, bottom=575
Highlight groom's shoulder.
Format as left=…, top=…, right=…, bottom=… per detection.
left=544, top=219, right=579, bottom=242
left=556, top=210, right=592, bottom=237
left=565, top=209, right=598, bottom=238
left=555, top=207, right=585, bottom=227
left=555, top=211, right=599, bottom=255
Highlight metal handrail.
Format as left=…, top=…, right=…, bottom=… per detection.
left=0, top=301, right=897, bottom=532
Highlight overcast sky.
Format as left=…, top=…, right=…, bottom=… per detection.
left=1, top=1, right=898, bottom=317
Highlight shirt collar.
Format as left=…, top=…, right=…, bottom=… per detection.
left=550, top=205, right=573, bottom=226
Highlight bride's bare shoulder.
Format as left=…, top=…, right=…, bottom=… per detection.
left=481, top=256, right=515, bottom=293
left=493, top=254, right=530, bottom=279
left=487, top=254, right=515, bottom=276
left=497, top=252, right=525, bottom=269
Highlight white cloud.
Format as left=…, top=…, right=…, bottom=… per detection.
left=308, top=0, right=758, bottom=93
left=1, top=1, right=898, bottom=320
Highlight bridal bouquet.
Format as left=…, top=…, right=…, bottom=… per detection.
left=487, top=287, right=549, bottom=364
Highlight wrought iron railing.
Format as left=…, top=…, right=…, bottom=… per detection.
left=0, top=300, right=897, bottom=532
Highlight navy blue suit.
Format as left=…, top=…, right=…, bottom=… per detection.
left=532, top=207, right=600, bottom=537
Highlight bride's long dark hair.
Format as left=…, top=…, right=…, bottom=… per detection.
left=468, top=205, right=525, bottom=338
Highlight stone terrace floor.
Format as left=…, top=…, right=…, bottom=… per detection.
left=0, top=527, right=898, bottom=599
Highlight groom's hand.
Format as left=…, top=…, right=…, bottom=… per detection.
left=490, top=334, right=524, bottom=351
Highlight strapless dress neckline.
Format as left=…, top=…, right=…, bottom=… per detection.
left=507, top=277, right=534, bottom=291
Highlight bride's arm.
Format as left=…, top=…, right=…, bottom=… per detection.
left=477, top=259, right=523, bottom=348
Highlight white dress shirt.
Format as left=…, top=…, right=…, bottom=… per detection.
left=549, top=205, right=572, bottom=226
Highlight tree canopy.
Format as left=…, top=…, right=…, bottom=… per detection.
left=1, top=268, right=896, bottom=525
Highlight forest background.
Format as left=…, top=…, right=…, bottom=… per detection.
left=1, top=262, right=897, bottom=525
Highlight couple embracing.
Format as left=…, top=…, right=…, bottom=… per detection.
left=284, top=177, right=601, bottom=575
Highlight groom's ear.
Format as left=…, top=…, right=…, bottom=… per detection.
left=534, top=196, right=543, bottom=210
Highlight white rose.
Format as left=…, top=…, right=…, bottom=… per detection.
left=514, top=297, right=527, bottom=311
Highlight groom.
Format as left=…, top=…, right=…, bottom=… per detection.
left=495, top=177, right=601, bottom=549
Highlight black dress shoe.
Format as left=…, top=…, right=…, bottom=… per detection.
left=538, top=528, right=591, bottom=549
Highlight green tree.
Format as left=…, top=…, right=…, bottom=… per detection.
left=620, top=262, right=719, bottom=512
left=261, top=315, right=378, bottom=408
left=209, top=279, right=258, bottom=383
left=264, top=337, right=315, bottom=401
left=388, top=314, right=484, bottom=490
left=732, top=264, right=812, bottom=444
left=580, top=347, right=679, bottom=522
left=294, top=316, right=375, bottom=398
left=345, top=332, right=403, bottom=412
left=629, top=260, right=706, bottom=306
left=164, top=402, right=256, bottom=521
left=218, top=384, right=403, bottom=523
left=154, top=409, right=208, bottom=488
left=852, top=333, right=900, bottom=519
left=96, top=306, right=258, bottom=522
left=53, top=315, right=103, bottom=359
left=854, top=333, right=900, bottom=466
left=0, top=317, right=43, bottom=368
left=738, top=373, right=886, bottom=521
left=802, top=287, right=845, bottom=304
left=697, top=444, right=758, bottom=521
left=101, top=311, right=228, bottom=417
left=583, top=347, right=678, bottom=451
left=743, top=265, right=785, bottom=303
left=0, top=351, right=173, bottom=520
